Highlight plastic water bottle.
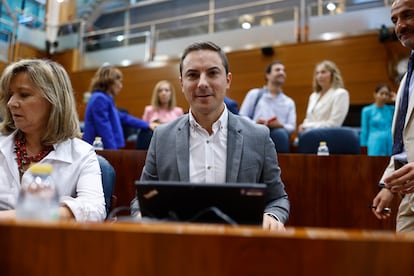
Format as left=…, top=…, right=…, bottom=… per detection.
left=317, top=141, right=330, bottom=156
left=92, top=136, right=104, bottom=150
left=16, top=163, right=59, bottom=221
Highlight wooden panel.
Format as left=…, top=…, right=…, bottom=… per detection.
left=0, top=221, right=413, bottom=275
left=52, top=49, right=79, bottom=72
left=0, top=62, right=6, bottom=74
left=98, top=149, right=399, bottom=230
left=97, top=150, right=147, bottom=215
left=12, top=42, right=45, bottom=60
left=278, top=154, right=399, bottom=230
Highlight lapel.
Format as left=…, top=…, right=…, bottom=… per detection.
left=226, top=113, right=243, bottom=182
left=406, top=73, right=414, bottom=128
left=176, top=116, right=190, bottom=181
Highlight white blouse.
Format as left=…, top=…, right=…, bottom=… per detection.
left=0, top=132, right=106, bottom=221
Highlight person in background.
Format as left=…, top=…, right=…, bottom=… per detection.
left=136, top=80, right=184, bottom=150
left=0, top=59, right=105, bottom=221
left=224, top=96, right=239, bottom=114
left=298, top=60, right=350, bottom=133
left=83, top=65, right=157, bottom=149
left=131, top=41, right=290, bottom=231
left=360, top=84, right=395, bottom=156
left=371, top=0, right=414, bottom=232
left=143, top=80, right=184, bottom=124
left=239, top=61, right=296, bottom=153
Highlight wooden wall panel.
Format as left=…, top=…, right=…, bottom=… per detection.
left=0, top=62, right=6, bottom=74
left=12, top=42, right=45, bottom=61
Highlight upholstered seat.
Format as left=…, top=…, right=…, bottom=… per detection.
left=97, top=154, right=116, bottom=217
left=298, top=127, right=361, bottom=154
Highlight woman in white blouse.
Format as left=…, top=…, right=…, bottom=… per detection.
left=0, top=59, right=106, bottom=221
left=298, top=60, right=350, bottom=133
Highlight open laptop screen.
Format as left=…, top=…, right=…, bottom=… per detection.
left=135, top=180, right=266, bottom=225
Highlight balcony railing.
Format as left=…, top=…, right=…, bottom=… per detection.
left=0, top=0, right=391, bottom=69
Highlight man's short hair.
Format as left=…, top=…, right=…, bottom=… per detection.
left=179, top=41, right=229, bottom=76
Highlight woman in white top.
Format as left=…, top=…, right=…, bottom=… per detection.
left=298, top=60, right=350, bottom=133
left=0, top=59, right=106, bottom=221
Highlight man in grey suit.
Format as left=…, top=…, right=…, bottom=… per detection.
left=134, top=41, right=289, bottom=231
left=371, top=0, right=414, bottom=231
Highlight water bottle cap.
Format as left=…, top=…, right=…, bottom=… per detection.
left=95, top=136, right=102, bottom=141
left=29, top=163, right=53, bottom=174
left=319, top=141, right=327, bottom=146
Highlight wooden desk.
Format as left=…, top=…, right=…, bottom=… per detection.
left=277, top=154, right=398, bottom=230
left=99, top=150, right=398, bottom=230
left=0, top=220, right=413, bottom=276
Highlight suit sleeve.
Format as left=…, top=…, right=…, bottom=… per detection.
left=262, top=131, right=290, bottom=223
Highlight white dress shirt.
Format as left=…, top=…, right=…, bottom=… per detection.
left=189, top=106, right=228, bottom=184
left=0, top=131, right=106, bottom=221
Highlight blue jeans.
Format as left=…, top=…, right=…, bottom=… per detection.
left=269, top=128, right=290, bottom=153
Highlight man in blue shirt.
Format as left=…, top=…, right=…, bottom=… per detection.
left=239, top=61, right=296, bottom=153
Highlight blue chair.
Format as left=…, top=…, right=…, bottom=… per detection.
left=298, top=127, right=361, bottom=154
left=135, top=128, right=153, bottom=150
left=97, top=155, right=116, bottom=217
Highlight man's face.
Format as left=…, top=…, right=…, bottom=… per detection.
left=391, top=0, right=414, bottom=49
left=266, top=63, right=286, bottom=86
left=180, top=49, right=231, bottom=119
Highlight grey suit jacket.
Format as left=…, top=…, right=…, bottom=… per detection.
left=138, top=112, right=290, bottom=223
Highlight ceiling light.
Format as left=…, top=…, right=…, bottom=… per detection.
left=241, top=22, right=251, bottom=30
left=120, top=59, right=131, bottom=66
left=239, top=14, right=254, bottom=30
left=326, top=2, right=336, bottom=11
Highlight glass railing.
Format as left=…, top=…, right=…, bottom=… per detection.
left=0, top=0, right=391, bottom=68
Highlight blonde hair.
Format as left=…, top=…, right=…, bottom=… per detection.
left=150, top=80, right=177, bottom=109
left=312, top=60, right=344, bottom=92
left=0, top=59, right=81, bottom=145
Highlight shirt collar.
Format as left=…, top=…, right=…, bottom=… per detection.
left=188, top=104, right=228, bottom=133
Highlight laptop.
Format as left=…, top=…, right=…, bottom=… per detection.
left=135, top=180, right=266, bottom=225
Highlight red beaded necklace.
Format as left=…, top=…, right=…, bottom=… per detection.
left=14, top=136, right=54, bottom=175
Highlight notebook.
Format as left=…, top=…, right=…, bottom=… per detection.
left=135, top=180, right=266, bottom=225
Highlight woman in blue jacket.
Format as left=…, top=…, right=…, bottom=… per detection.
left=83, top=65, right=156, bottom=149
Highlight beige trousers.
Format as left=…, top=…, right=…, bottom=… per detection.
left=397, top=193, right=414, bottom=232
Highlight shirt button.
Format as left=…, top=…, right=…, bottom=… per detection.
left=207, top=166, right=211, bottom=170
left=206, top=140, right=210, bottom=144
